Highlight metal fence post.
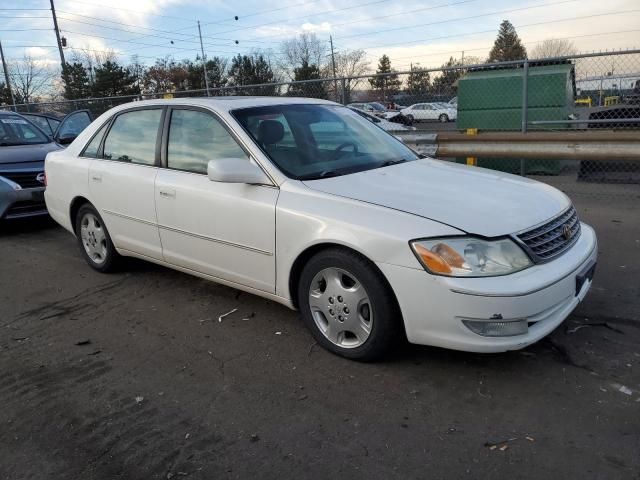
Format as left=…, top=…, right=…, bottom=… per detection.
left=520, top=59, right=529, bottom=176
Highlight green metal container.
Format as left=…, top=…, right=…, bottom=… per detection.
left=457, top=64, right=574, bottom=174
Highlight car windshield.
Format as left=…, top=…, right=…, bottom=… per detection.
left=232, top=104, right=418, bottom=180
left=0, top=116, right=49, bottom=145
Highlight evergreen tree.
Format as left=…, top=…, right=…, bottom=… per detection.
left=406, top=64, right=430, bottom=94
left=61, top=62, right=91, bottom=100
left=288, top=60, right=326, bottom=99
left=488, top=20, right=527, bottom=62
left=228, top=54, right=277, bottom=95
left=92, top=60, right=139, bottom=97
left=432, top=57, right=463, bottom=94
left=369, top=54, right=402, bottom=99
left=0, top=82, right=13, bottom=105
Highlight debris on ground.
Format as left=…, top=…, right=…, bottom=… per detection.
left=250, top=434, right=260, bottom=442
left=525, top=436, right=535, bottom=442
left=275, top=331, right=282, bottom=335
left=567, top=325, right=591, bottom=334
left=135, top=396, right=144, bottom=404
left=75, top=339, right=91, bottom=346
left=218, top=308, right=238, bottom=323
left=616, top=385, right=633, bottom=396
left=242, top=312, right=256, bottom=321
left=198, top=318, right=212, bottom=324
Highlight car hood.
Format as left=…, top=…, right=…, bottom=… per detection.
left=302, top=159, right=571, bottom=237
left=0, top=142, right=61, bottom=166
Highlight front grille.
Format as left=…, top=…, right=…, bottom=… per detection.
left=517, top=206, right=581, bottom=262
left=0, top=170, right=44, bottom=189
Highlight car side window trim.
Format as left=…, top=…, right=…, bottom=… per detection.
left=160, top=105, right=253, bottom=172
left=94, top=106, right=166, bottom=166
left=80, top=117, right=113, bottom=158
left=159, top=105, right=276, bottom=186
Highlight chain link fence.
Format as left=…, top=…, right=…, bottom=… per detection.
left=3, top=50, right=640, bottom=200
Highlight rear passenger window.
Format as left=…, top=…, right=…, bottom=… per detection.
left=82, top=121, right=110, bottom=158
left=167, top=109, right=248, bottom=174
left=103, top=109, right=162, bottom=165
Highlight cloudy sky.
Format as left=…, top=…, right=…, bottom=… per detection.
left=2, top=0, right=640, bottom=73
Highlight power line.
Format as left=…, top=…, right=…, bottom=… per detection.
left=242, top=0, right=478, bottom=42
left=60, top=0, right=197, bottom=22
left=213, top=0, right=389, bottom=36
left=388, top=29, right=640, bottom=68
left=351, top=8, right=640, bottom=51
left=335, top=0, right=578, bottom=40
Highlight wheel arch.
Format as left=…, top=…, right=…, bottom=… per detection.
left=69, top=196, right=91, bottom=235
left=287, top=242, right=402, bottom=321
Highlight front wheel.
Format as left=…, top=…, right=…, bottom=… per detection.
left=298, top=248, right=402, bottom=361
left=405, top=114, right=415, bottom=124
left=75, top=204, right=120, bottom=272
left=439, top=113, right=449, bottom=123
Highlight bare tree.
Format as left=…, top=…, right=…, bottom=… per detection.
left=324, top=49, right=370, bottom=103
left=9, top=55, right=57, bottom=103
left=530, top=39, right=577, bottom=59
left=279, top=33, right=327, bottom=80
left=72, top=47, right=117, bottom=83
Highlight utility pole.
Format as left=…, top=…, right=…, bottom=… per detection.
left=329, top=35, right=338, bottom=102
left=461, top=50, right=465, bottom=66
left=197, top=21, right=210, bottom=96
left=50, top=0, right=65, bottom=69
left=0, top=40, right=16, bottom=109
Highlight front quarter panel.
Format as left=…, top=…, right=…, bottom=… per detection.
left=275, top=180, right=463, bottom=300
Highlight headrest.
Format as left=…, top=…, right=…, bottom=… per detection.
left=257, top=120, right=284, bottom=145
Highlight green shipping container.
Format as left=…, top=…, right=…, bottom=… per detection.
left=457, top=63, right=575, bottom=174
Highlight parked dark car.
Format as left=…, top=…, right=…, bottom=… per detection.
left=0, top=110, right=92, bottom=220
left=21, top=112, right=62, bottom=136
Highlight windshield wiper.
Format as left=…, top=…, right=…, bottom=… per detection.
left=380, top=158, right=408, bottom=167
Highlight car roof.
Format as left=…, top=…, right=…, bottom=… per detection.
left=107, top=96, right=339, bottom=114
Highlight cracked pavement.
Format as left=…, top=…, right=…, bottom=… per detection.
left=1, top=194, right=639, bottom=479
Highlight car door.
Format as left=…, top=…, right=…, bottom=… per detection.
left=54, top=110, right=93, bottom=145
left=155, top=106, right=278, bottom=293
left=88, top=107, right=165, bottom=260
left=412, top=105, right=426, bottom=121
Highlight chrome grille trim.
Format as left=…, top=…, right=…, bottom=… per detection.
left=516, top=206, right=581, bottom=262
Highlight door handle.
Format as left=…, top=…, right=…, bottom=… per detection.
left=159, top=189, right=176, bottom=198
left=91, top=174, right=102, bottom=183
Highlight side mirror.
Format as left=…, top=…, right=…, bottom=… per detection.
left=207, top=158, right=271, bottom=185
left=56, top=133, right=77, bottom=145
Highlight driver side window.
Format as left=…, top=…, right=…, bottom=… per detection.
left=167, top=109, right=248, bottom=174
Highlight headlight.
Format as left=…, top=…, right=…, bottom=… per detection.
left=410, top=237, right=532, bottom=277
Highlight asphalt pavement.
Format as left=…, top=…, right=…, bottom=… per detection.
left=1, top=194, right=639, bottom=480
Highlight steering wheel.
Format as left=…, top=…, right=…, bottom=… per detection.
left=332, top=141, right=358, bottom=160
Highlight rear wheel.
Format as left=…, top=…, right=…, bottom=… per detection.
left=439, top=113, right=449, bottom=123
left=75, top=204, right=120, bottom=272
left=298, top=248, right=402, bottom=361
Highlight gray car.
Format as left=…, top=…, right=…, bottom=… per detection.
left=0, top=110, right=91, bottom=220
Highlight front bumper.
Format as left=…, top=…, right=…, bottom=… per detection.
left=378, top=222, right=598, bottom=353
left=0, top=181, right=47, bottom=219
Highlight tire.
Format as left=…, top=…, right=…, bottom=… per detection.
left=75, top=204, right=120, bottom=273
left=297, top=248, right=402, bottom=361
left=439, top=113, right=449, bottom=123
left=405, top=114, right=415, bottom=124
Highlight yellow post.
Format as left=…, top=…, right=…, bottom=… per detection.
left=466, top=128, right=478, bottom=166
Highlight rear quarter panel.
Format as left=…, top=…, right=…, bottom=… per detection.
left=44, top=149, right=91, bottom=233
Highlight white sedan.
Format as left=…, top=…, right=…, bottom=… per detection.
left=401, top=102, right=457, bottom=123
left=45, top=98, right=596, bottom=361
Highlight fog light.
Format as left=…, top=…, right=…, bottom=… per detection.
left=462, top=319, right=528, bottom=337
